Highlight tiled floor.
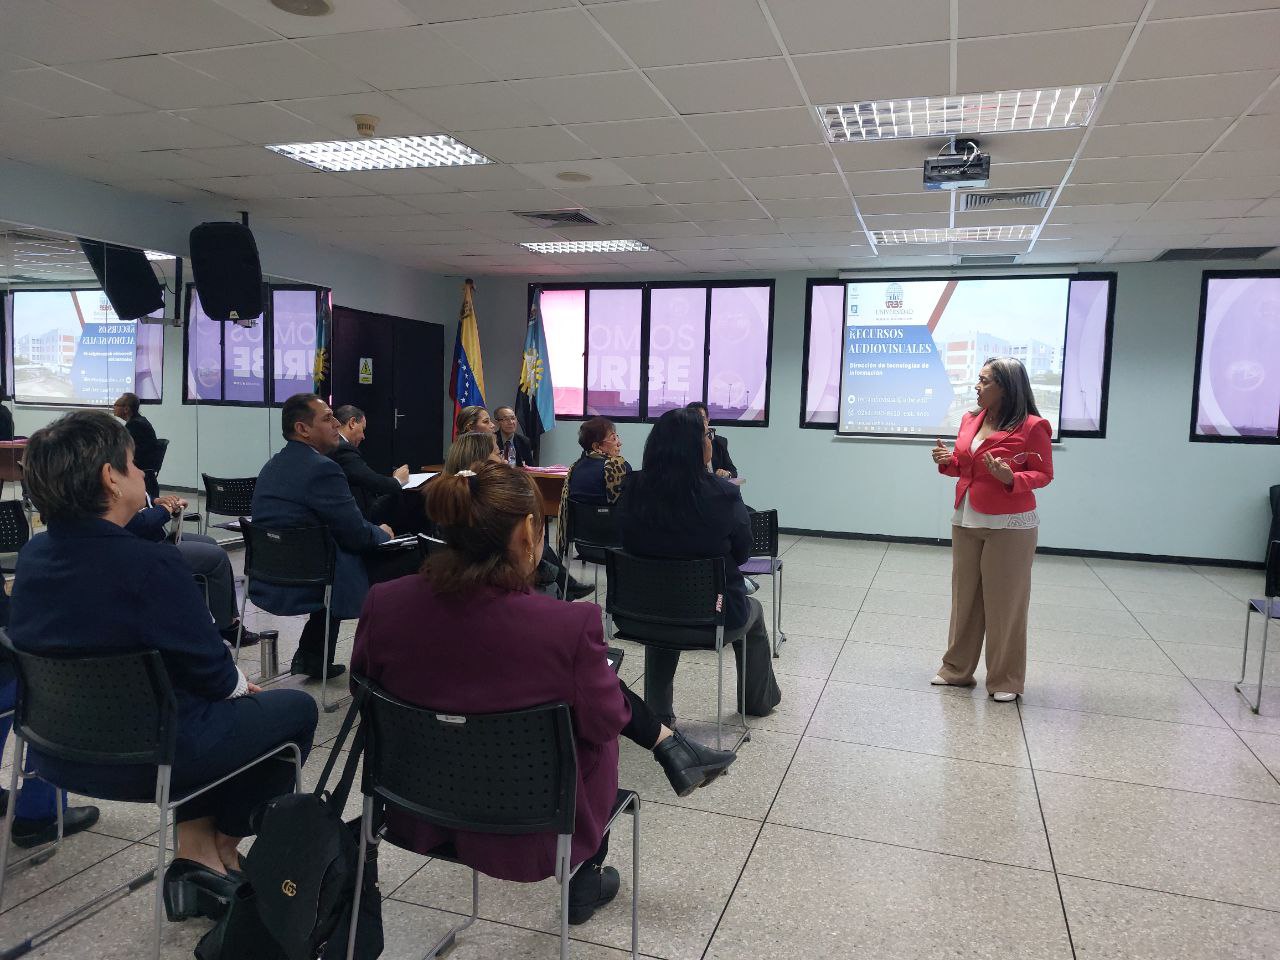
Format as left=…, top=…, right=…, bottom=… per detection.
left=3, top=534, right=1280, bottom=959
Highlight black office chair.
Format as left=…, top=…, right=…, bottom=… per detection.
left=238, top=518, right=341, bottom=710
left=740, top=509, right=786, bottom=657
left=562, top=500, right=621, bottom=597
left=1235, top=539, right=1280, bottom=714
left=605, top=551, right=749, bottom=752
left=0, top=500, right=30, bottom=575
left=0, top=630, right=303, bottom=960
left=344, top=676, right=639, bottom=960
left=199, top=474, right=256, bottom=536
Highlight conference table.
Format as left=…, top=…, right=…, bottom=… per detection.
left=418, top=464, right=567, bottom=519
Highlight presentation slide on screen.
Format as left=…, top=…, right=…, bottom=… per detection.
left=837, top=277, right=1070, bottom=438
left=11, top=290, right=163, bottom=405
left=1195, top=275, right=1280, bottom=439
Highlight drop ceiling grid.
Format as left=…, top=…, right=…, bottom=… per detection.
left=0, top=0, right=1271, bottom=270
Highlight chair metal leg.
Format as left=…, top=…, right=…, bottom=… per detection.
left=234, top=574, right=250, bottom=661
left=0, top=738, right=24, bottom=908
left=715, top=638, right=724, bottom=751
left=771, top=571, right=781, bottom=658
left=321, top=588, right=338, bottom=714
left=344, top=797, right=375, bottom=960
left=776, top=564, right=787, bottom=647
left=558, top=836, right=572, bottom=960
left=426, top=869, right=479, bottom=958
left=630, top=797, right=640, bottom=960
left=1255, top=616, right=1271, bottom=714
left=1235, top=607, right=1264, bottom=714
left=154, top=766, right=172, bottom=960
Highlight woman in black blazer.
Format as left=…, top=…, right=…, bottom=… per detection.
left=9, top=411, right=318, bottom=925
left=615, top=409, right=780, bottom=724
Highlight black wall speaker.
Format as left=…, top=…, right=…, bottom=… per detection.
left=78, top=239, right=164, bottom=321
left=189, top=221, right=264, bottom=322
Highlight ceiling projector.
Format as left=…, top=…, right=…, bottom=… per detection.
left=923, top=140, right=990, bottom=190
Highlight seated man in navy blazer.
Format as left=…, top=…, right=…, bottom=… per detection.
left=251, top=394, right=392, bottom=679
left=329, top=404, right=409, bottom=523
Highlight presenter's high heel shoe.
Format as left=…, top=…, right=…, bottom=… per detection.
left=163, top=859, right=239, bottom=922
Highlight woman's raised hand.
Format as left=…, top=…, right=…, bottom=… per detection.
left=931, top=438, right=952, bottom=465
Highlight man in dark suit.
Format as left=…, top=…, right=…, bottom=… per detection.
left=494, top=406, right=534, bottom=467
left=686, top=401, right=737, bottom=478
left=251, top=394, right=392, bottom=679
left=113, top=392, right=163, bottom=498
left=329, top=404, right=409, bottom=522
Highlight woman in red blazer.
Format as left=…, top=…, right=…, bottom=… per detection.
left=930, top=357, right=1054, bottom=701
left=351, top=462, right=733, bottom=925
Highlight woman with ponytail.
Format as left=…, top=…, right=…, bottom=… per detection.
left=351, top=462, right=734, bottom=925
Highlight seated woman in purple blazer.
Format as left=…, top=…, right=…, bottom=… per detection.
left=352, top=462, right=734, bottom=924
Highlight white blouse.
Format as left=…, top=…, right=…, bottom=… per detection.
left=951, top=433, right=1039, bottom=530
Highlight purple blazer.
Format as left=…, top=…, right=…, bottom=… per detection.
left=351, top=575, right=629, bottom=882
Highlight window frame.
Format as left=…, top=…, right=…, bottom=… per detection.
left=1189, top=268, right=1280, bottom=446
left=1059, top=271, right=1117, bottom=440
left=529, top=278, right=775, bottom=427
left=799, top=278, right=843, bottom=430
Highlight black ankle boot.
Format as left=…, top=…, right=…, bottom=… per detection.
left=653, top=729, right=737, bottom=797
left=568, top=864, right=619, bottom=925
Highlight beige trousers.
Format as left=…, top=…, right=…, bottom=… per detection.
left=937, top=524, right=1038, bottom=695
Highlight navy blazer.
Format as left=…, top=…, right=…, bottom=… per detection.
left=125, top=503, right=172, bottom=542
left=251, top=440, right=390, bottom=620
left=329, top=436, right=402, bottom=521
left=8, top=518, right=240, bottom=759
left=496, top=432, right=534, bottom=468
left=125, top=413, right=163, bottom=473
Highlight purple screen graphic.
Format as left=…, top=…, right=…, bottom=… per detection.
left=1060, top=279, right=1110, bottom=433
left=271, top=289, right=318, bottom=401
left=186, top=290, right=264, bottom=403
left=542, top=289, right=586, bottom=417
left=649, top=287, right=707, bottom=415
left=708, top=286, right=770, bottom=422
left=805, top=284, right=843, bottom=425
left=1196, top=276, right=1280, bottom=439
left=586, top=288, right=643, bottom=418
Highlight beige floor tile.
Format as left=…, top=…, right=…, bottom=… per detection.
left=869, top=568, right=952, bottom=596
left=763, top=578, right=867, bottom=611
left=1028, top=604, right=1148, bottom=638
left=0, top=831, right=132, bottom=916
left=1027, top=628, right=1181, bottom=676
left=704, top=824, right=1071, bottom=960
left=1117, top=589, right=1244, bottom=620
left=750, top=602, right=855, bottom=640
left=1029, top=582, right=1125, bottom=611
left=781, top=561, right=877, bottom=588
left=1039, top=772, right=1280, bottom=911
left=768, top=634, right=845, bottom=681
left=1194, top=679, right=1280, bottom=735
left=860, top=587, right=951, bottom=620
left=1030, top=557, right=1106, bottom=588
left=1021, top=706, right=1280, bottom=802
left=769, top=738, right=1052, bottom=869
left=1134, top=610, right=1248, bottom=647
left=1020, top=661, right=1228, bottom=727
left=395, top=803, right=758, bottom=960
left=1238, top=730, right=1280, bottom=779
left=1059, top=875, right=1280, bottom=960
left=669, top=661, right=824, bottom=737
left=806, top=681, right=1029, bottom=767
left=878, top=548, right=953, bottom=576
left=829, top=641, right=984, bottom=698
left=847, top=610, right=951, bottom=649
left=1191, top=565, right=1267, bottom=603
left=1158, top=638, right=1280, bottom=685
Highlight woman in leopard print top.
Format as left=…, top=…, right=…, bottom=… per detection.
left=558, top=417, right=631, bottom=556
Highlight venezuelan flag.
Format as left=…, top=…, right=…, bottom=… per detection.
left=449, top=279, right=487, bottom=433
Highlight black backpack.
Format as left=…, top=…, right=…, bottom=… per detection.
left=242, top=691, right=377, bottom=960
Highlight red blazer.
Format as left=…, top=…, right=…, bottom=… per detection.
left=351, top=577, right=629, bottom=882
left=939, top=411, right=1054, bottom=515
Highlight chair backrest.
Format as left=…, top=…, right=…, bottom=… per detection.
left=240, top=517, right=337, bottom=587
left=566, top=499, right=621, bottom=561
left=1266, top=539, right=1279, bottom=600
left=747, top=509, right=779, bottom=558
left=0, top=446, right=23, bottom=483
left=201, top=474, right=256, bottom=520
left=351, top=674, right=578, bottom=837
left=0, top=500, right=30, bottom=554
left=604, top=550, right=725, bottom=649
left=153, top=438, right=169, bottom=473
left=0, top=629, right=178, bottom=767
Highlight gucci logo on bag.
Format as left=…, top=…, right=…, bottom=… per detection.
left=281, top=880, right=297, bottom=897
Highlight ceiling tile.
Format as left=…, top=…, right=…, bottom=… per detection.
left=512, top=71, right=672, bottom=123
left=331, top=170, right=456, bottom=195
left=987, top=160, right=1072, bottom=189
left=62, top=56, right=256, bottom=111
left=55, top=0, right=276, bottom=51
left=978, top=130, right=1085, bottom=163
left=590, top=0, right=779, bottom=67
left=173, top=144, right=307, bottom=176
left=392, top=82, right=556, bottom=131
left=174, top=43, right=371, bottom=101
left=0, top=53, right=42, bottom=72
left=676, top=200, right=769, bottom=220
left=566, top=117, right=704, bottom=157
left=843, top=168, right=922, bottom=194
left=952, top=208, right=1047, bottom=227
left=856, top=193, right=951, bottom=215
left=717, top=144, right=837, bottom=178
left=1049, top=203, right=1153, bottom=223
left=0, top=1, right=156, bottom=64
left=959, top=0, right=1148, bottom=36
left=432, top=9, right=629, bottom=80
left=744, top=173, right=848, bottom=199
left=514, top=158, right=637, bottom=188
left=1215, top=113, right=1280, bottom=152
left=180, top=172, right=376, bottom=201
left=1188, top=148, right=1280, bottom=178
left=209, top=0, right=419, bottom=38
left=1038, top=223, right=1122, bottom=240
left=1071, top=154, right=1200, bottom=183
left=176, top=103, right=325, bottom=144
left=1082, top=118, right=1233, bottom=157
left=614, top=153, right=725, bottom=182
left=957, top=26, right=1131, bottom=92
left=425, top=165, right=544, bottom=192
left=0, top=67, right=149, bottom=117
left=396, top=193, right=485, bottom=214
left=830, top=140, right=924, bottom=172
left=1112, top=233, right=1213, bottom=248
left=1165, top=176, right=1280, bottom=201
left=768, top=0, right=950, bottom=54
left=554, top=183, right=660, bottom=206
left=596, top=204, right=686, bottom=223
left=761, top=197, right=854, bottom=219
left=648, top=180, right=750, bottom=203
left=1250, top=82, right=1280, bottom=115
left=794, top=44, right=950, bottom=104
left=1153, top=0, right=1280, bottom=17
left=1057, top=181, right=1172, bottom=205
left=787, top=215, right=876, bottom=232
left=695, top=218, right=782, bottom=234
left=458, top=126, right=599, bottom=163
left=1100, top=72, right=1276, bottom=125
left=627, top=222, right=704, bottom=238
left=15, top=112, right=239, bottom=153
left=277, top=93, right=441, bottom=139
left=647, top=59, right=805, bottom=114
left=298, top=27, right=494, bottom=91
left=1141, top=199, right=1262, bottom=220
left=87, top=149, right=222, bottom=180
left=1121, top=11, right=1280, bottom=80
left=684, top=107, right=821, bottom=150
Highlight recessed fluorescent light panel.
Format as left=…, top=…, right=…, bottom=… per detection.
left=872, top=226, right=1037, bottom=244
left=144, top=250, right=175, bottom=261
left=266, top=135, right=493, bottom=172
left=818, top=86, right=1101, bottom=142
left=520, top=240, right=652, bottom=254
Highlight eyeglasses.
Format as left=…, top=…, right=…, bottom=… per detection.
left=496, top=415, right=517, bottom=422
left=705, top=430, right=715, bottom=440
left=1008, top=451, right=1042, bottom=464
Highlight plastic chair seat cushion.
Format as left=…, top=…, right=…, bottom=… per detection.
left=738, top=557, right=781, bottom=575
left=611, top=616, right=719, bottom=650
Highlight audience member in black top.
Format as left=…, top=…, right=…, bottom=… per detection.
left=9, top=411, right=317, bottom=922
left=686, top=401, right=737, bottom=479
left=615, top=409, right=781, bottom=726
left=113, top=392, right=163, bottom=498
left=493, top=406, right=534, bottom=467
left=0, top=404, right=12, bottom=441
left=558, top=418, right=630, bottom=557
left=330, top=404, right=409, bottom=522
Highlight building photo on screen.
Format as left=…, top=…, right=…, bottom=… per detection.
left=836, top=277, right=1070, bottom=438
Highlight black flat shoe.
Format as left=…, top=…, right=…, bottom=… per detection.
left=11, top=805, right=100, bottom=849
left=290, top=659, right=347, bottom=681
left=566, top=577, right=596, bottom=602
left=654, top=729, right=738, bottom=798
left=221, top=624, right=262, bottom=647
left=163, top=858, right=239, bottom=922
left=568, top=864, right=619, bottom=925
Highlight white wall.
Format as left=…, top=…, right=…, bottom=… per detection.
left=478, top=263, right=1277, bottom=564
